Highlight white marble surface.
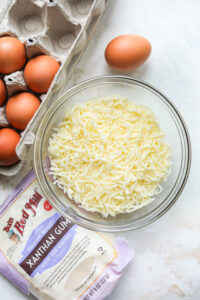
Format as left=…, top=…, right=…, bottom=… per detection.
left=0, top=0, right=200, bottom=299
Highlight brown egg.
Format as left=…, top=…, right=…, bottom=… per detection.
left=6, top=92, right=40, bottom=130
left=0, top=36, right=26, bottom=74
left=0, top=79, right=7, bottom=106
left=0, top=128, right=20, bottom=166
left=105, top=34, right=151, bottom=71
left=24, top=55, right=60, bottom=93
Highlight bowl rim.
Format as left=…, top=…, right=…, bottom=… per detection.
left=33, top=75, right=191, bottom=232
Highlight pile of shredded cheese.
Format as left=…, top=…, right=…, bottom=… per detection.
left=48, top=96, right=171, bottom=217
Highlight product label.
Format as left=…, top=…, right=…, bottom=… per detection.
left=0, top=178, right=117, bottom=300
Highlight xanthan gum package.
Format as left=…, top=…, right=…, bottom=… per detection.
left=0, top=170, right=134, bottom=300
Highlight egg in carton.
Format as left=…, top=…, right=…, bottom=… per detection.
left=0, top=0, right=108, bottom=176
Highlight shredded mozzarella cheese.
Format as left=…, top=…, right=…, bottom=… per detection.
left=48, top=96, right=171, bottom=217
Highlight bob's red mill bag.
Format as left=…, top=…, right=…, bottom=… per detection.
left=0, top=170, right=134, bottom=300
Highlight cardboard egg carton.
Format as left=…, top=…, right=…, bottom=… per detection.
left=0, top=0, right=108, bottom=176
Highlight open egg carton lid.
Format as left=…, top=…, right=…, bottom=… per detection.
left=0, top=0, right=108, bottom=176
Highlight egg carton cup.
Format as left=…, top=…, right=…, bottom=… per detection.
left=0, top=0, right=108, bottom=176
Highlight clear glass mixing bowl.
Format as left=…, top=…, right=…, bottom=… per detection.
left=33, top=76, right=191, bottom=232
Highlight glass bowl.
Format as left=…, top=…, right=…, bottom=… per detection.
left=33, top=76, right=191, bottom=232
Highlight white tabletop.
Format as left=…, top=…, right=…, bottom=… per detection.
left=0, top=0, right=200, bottom=299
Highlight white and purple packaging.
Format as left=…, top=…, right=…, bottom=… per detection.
left=0, top=170, right=134, bottom=300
